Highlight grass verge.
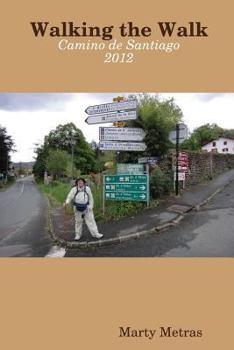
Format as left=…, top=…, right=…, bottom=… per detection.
left=37, top=180, right=158, bottom=222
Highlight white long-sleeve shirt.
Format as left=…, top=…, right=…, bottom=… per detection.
left=65, top=185, right=94, bottom=210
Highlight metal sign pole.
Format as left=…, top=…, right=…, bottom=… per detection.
left=103, top=175, right=105, bottom=216
left=146, top=164, right=150, bottom=207
left=176, top=124, right=179, bottom=196
left=113, top=96, right=124, bottom=167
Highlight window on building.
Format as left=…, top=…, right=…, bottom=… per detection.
left=212, top=141, right=216, bottom=147
left=211, top=148, right=218, bottom=153
left=222, top=148, right=229, bottom=152
left=224, top=141, right=227, bottom=145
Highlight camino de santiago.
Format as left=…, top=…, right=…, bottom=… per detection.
left=30, top=21, right=208, bottom=40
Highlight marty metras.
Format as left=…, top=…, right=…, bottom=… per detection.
left=118, top=326, right=203, bottom=339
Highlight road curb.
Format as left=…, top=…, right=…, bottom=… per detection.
left=45, top=197, right=67, bottom=247
left=198, top=178, right=234, bottom=208
left=46, top=176, right=234, bottom=249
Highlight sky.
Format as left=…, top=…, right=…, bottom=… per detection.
left=0, top=92, right=234, bottom=162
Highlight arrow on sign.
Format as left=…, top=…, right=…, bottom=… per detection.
left=85, top=111, right=137, bottom=125
left=140, top=194, right=146, bottom=199
left=85, top=100, right=137, bottom=115
left=139, top=185, right=146, bottom=190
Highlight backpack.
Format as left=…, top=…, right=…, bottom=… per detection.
left=73, top=186, right=89, bottom=212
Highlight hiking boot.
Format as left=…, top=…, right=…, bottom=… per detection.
left=93, top=233, right=103, bottom=239
left=74, top=235, right=82, bottom=241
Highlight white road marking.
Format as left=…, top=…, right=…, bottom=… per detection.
left=18, top=183, right=25, bottom=198
left=45, top=246, right=66, bottom=258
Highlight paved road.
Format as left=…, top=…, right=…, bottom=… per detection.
left=0, top=177, right=52, bottom=257
left=65, top=180, right=234, bottom=257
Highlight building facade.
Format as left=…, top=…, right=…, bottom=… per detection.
left=202, top=137, right=234, bottom=154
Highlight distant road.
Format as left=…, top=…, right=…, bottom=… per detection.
left=0, top=176, right=52, bottom=257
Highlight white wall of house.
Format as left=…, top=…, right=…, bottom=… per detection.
left=202, top=138, right=234, bottom=154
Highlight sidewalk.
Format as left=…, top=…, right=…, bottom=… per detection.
left=48, top=169, right=234, bottom=248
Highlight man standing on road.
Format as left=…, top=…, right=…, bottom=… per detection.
left=64, top=177, right=103, bottom=241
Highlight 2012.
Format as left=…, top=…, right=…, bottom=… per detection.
left=104, top=53, right=134, bottom=63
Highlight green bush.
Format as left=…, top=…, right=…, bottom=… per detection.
left=150, top=167, right=173, bottom=198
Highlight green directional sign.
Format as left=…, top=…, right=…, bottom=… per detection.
left=105, top=183, right=147, bottom=192
left=105, top=191, right=147, bottom=201
left=104, top=174, right=149, bottom=202
left=117, top=163, right=144, bottom=175
left=105, top=174, right=147, bottom=184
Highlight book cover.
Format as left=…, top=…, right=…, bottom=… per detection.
left=0, top=1, right=233, bottom=349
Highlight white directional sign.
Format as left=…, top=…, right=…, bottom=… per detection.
left=85, top=111, right=137, bottom=125
left=169, top=123, right=189, bottom=144
left=99, top=141, right=147, bottom=151
left=138, top=156, right=160, bottom=164
left=85, top=100, right=137, bottom=115
left=174, top=172, right=186, bottom=181
left=99, top=127, right=145, bottom=141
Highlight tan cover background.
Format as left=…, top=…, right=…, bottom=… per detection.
left=0, top=1, right=234, bottom=349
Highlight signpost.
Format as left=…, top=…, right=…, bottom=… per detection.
left=85, top=111, right=137, bottom=125
left=105, top=183, right=147, bottom=191
left=169, top=123, right=189, bottom=195
left=172, top=152, right=189, bottom=171
left=99, top=127, right=145, bottom=141
left=99, top=141, right=147, bottom=151
left=85, top=98, right=151, bottom=214
left=174, top=171, right=186, bottom=189
left=105, top=191, right=147, bottom=201
left=85, top=100, right=137, bottom=115
left=169, top=123, right=189, bottom=145
left=113, top=121, right=127, bottom=127
left=174, top=172, right=186, bottom=181
left=105, top=174, right=148, bottom=183
left=138, top=156, right=160, bottom=164
left=103, top=174, right=149, bottom=209
left=117, top=163, right=144, bottom=175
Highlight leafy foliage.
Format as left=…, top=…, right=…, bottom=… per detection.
left=181, top=123, right=231, bottom=150
left=0, top=125, right=15, bottom=175
left=150, top=167, right=173, bottom=198
left=33, top=123, right=96, bottom=179
left=119, top=94, right=183, bottom=162
left=46, top=149, right=69, bottom=179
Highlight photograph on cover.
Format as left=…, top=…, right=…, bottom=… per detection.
left=0, top=92, right=234, bottom=257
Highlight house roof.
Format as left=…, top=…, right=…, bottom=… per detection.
left=202, top=137, right=234, bottom=146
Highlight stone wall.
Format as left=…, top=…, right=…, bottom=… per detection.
left=158, top=151, right=234, bottom=186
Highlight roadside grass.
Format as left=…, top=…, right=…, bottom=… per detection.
left=37, top=181, right=69, bottom=206
left=37, top=180, right=158, bottom=222
left=0, top=178, right=15, bottom=191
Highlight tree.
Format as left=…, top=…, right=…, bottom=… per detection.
left=0, top=125, right=15, bottom=176
left=118, top=94, right=183, bottom=162
left=45, top=123, right=96, bottom=174
left=90, top=140, right=116, bottom=172
left=46, top=149, right=69, bottom=179
left=181, top=123, right=224, bottom=150
left=33, top=123, right=97, bottom=179
left=33, top=143, right=49, bottom=179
